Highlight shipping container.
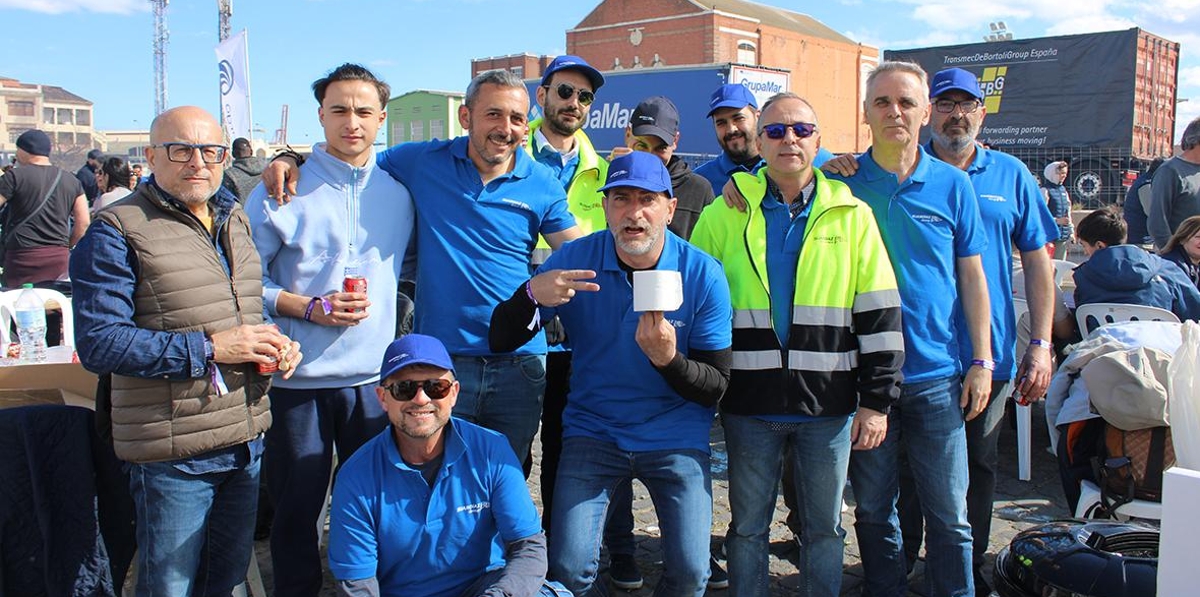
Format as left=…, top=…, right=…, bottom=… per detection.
left=886, top=28, right=1179, bottom=209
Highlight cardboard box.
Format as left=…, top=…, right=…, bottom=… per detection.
left=0, top=362, right=97, bottom=410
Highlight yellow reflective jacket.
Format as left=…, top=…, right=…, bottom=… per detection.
left=691, top=168, right=903, bottom=416
left=527, top=119, right=608, bottom=260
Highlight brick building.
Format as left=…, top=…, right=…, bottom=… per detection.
left=472, top=0, right=878, bottom=152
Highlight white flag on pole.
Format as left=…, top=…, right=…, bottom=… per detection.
left=215, top=30, right=252, bottom=142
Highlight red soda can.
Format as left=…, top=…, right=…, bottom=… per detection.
left=258, top=324, right=282, bottom=374
left=343, top=275, right=367, bottom=312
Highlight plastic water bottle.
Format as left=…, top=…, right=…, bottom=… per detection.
left=14, top=283, right=47, bottom=363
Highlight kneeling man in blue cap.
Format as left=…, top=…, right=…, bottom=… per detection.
left=328, top=333, right=565, bottom=597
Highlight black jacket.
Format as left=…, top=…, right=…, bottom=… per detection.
left=666, top=156, right=715, bottom=241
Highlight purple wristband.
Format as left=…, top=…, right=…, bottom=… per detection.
left=525, top=280, right=539, bottom=306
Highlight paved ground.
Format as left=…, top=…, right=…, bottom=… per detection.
left=254, top=399, right=1071, bottom=597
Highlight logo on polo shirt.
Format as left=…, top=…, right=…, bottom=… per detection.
left=912, top=214, right=945, bottom=225
left=668, top=318, right=686, bottom=328
left=980, top=193, right=1007, bottom=203
left=812, top=234, right=843, bottom=244
left=456, top=501, right=491, bottom=515
left=500, top=198, right=532, bottom=211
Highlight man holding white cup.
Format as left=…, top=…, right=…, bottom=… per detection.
left=489, top=151, right=733, bottom=597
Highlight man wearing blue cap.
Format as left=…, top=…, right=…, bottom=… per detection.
left=695, top=84, right=763, bottom=195
left=328, top=333, right=564, bottom=597
left=525, top=55, right=609, bottom=534
left=823, top=68, right=1058, bottom=595
left=490, top=151, right=733, bottom=597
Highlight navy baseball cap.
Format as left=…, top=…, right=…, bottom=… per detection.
left=16, top=130, right=51, bottom=157
left=707, top=84, right=758, bottom=117
left=929, top=68, right=983, bottom=101
left=379, top=334, right=455, bottom=381
left=600, top=151, right=674, bottom=198
left=630, top=96, right=680, bottom=146
left=541, top=55, right=605, bottom=92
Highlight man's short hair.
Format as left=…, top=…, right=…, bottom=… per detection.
left=865, top=61, right=929, bottom=98
left=312, top=63, right=391, bottom=108
left=465, top=69, right=526, bottom=109
left=1181, top=116, right=1200, bottom=151
left=232, top=137, right=252, bottom=158
left=1076, top=205, right=1127, bottom=246
left=757, top=92, right=818, bottom=131
left=87, top=148, right=105, bottom=161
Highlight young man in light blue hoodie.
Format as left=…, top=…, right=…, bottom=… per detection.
left=244, top=63, right=416, bottom=597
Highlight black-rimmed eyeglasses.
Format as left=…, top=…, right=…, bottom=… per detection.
left=152, top=143, right=228, bottom=164
left=543, top=83, right=595, bottom=106
left=933, top=99, right=981, bottom=114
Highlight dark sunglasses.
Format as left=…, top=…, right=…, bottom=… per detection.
left=761, top=122, right=818, bottom=140
left=544, top=83, right=595, bottom=106
left=383, top=379, right=454, bottom=401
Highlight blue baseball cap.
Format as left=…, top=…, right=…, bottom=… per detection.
left=379, top=334, right=455, bottom=381
left=707, top=84, right=758, bottom=117
left=541, top=55, right=605, bottom=92
left=929, top=68, right=983, bottom=101
left=600, top=151, right=673, bottom=198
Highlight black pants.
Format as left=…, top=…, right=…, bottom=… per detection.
left=537, top=350, right=572, bottom=534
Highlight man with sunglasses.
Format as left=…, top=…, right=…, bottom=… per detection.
left=329, top=333, right=567, bottom=597
left=244, top=63, right=416, bottom=597
left=71, top=106, right=302, bottom=595
left=490, top=151, right=733, bottom=597
left=690, top=93, right=903, bottom=597
left=525, top=55, right=608, bottom=542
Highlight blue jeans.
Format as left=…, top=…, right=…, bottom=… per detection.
left=549, top=436, right=712, bottom=597
left=723, top=414, right=851, bottom=597
left=848, top=376, right=973, bottom=597
left=126, top=447, right=261, bottom=597
left=264, top=384, right=387, bottom=597
left=452, top=354, right=546, bottom=464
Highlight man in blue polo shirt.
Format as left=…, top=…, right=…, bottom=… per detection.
left=328, top=334, right=564, bottom=597
left=829, top=62, right=990, bottom=597
left=264, top=69, right=582, bottom=465
left=490, top=151, right=733, bottom=597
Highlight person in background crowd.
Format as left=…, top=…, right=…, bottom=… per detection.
left=1043, top=161, right=1073, bottom=259
left=0, top=129, right=89, bottom=286
left=264, top=69, right=582, bottom=466
left=1074, top=206, right=1200, bottom=321
left=1149, top=117, right=1200, bottom=249
left=1125, top=158, right=1165, bottom=247
left=70, top=105, right=302, bottom=596
left=246, top=63, right=416, bottom=597
left=92, top=155, right=134, bottom=212
left=328, top=334, right=565, bottom=597
left=132, top=163, right=147, bottom=186
left=1159, top=214, right=1200, bottom=289
left=76, top=148, right=103, bottom=204
left=223, top=137, right=270, bottom=203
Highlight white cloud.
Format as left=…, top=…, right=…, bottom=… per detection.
left=1181, top=67, right=1200, bottom=89
left=1177, top=101, right=1200, bottom=144
left=0, top=0, right=145, bottom=14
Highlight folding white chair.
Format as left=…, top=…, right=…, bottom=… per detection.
left=1075, top=479, right=1163, bottom=521
left=1075, top=303, right=1179, bottom=337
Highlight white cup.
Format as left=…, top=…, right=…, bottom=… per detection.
left=632, top=270, right=683, bottom=312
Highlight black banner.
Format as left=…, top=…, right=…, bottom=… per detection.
left=885, top=29, right=1137, bottom=149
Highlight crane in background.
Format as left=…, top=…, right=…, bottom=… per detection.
left=273, top=105, right=289, bottom=146
left=151, top=0, right=168, bottom=115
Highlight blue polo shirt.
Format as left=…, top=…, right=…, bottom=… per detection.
left=828, top=146, right=986, bottom=383
left=377, top=137, right=575, bottom=356
left=695, top=152, right=764, bottom=196
left=328, top=419, right=542, bottom=597
left=928, top=142, right=1057, bottom=381
left=537, top=230, right=733, bottom=453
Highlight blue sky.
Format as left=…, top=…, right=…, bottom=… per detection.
left=2, top=0, right=1197, bottom=145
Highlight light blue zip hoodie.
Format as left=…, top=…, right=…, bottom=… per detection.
left=245, top=143, right=416, bottom=389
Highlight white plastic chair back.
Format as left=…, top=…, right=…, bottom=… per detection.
left=1075, top=303, right=1179, bottom=336
left=0, top=288, right=75, bottom=348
